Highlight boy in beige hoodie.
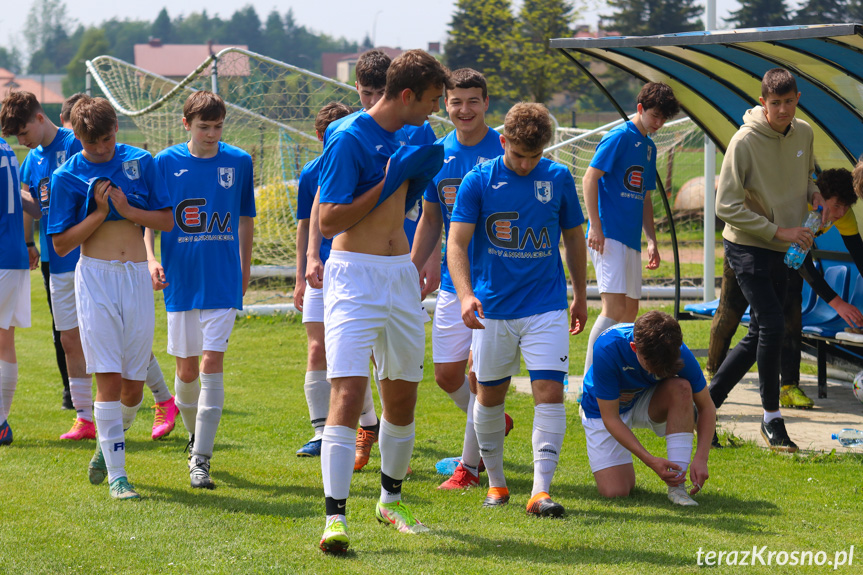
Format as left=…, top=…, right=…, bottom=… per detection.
left=709, top=68, right=820, bottom=453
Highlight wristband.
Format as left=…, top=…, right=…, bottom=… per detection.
left=26, top=241, right=35, bottom=247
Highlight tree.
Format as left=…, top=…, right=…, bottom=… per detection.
left=795, top=0, right=847, bottom=24
left=24, top=0, right=75, bottom=73
left=725, top=0, right=790, bottom=28
left=263, top=11, right=287, bottom=62
left=222, top=5, right=263, bottom=52
left=514, top=0, right=586, bottom=103
left=101, top=19, right=151, bottom=63
left=0, top=47, right=23, bottom=74
left=602, top=0, right=703, bottom=36
left=445, top=0, right=519, bottom=102
left=63, top=27, right=109, bottom=96
left=151, top=8, right=175, bottom=43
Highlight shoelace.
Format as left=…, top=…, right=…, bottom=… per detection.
left=153, top=405, right=166, bottom=426
left=190, top=458, right=210, bottom=477
left=357, top=430, right=375, bottom=449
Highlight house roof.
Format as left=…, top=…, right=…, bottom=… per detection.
left=134, top=43, right=250, bottom=78
left=0, top=76, right=65, bottom=105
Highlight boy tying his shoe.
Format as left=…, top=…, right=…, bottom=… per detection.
left=581, top=310, right=715, bottom=506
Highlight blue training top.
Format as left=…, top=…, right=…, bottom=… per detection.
left=450, top=156, right=584, bottom=320
left=154, top=141, right=256, bottom=312
left=48, top=144, right=171, bottom=237
left=0, top=138, right=27, bottom=270
left=581, top=323, right=706, bottom=419
left=589, top=121, right=657, bottom=252
left=423, top=127, right=503, bottom=294
left=21, top=128, right=83, bottom=273
left=296, top=155, right=332, bottom=265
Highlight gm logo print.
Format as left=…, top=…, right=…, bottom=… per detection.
left=176, top=198, right=232, bottom=234
left=624, top=165, right=645, bottom=193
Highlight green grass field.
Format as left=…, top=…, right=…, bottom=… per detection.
left=1, top=274, right=862, bottom=574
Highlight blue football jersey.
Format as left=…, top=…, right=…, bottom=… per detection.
left=22, top=128, right=83, bottom=273
left=450, top=156, right=585, bottom=319
left=0, top=138, right=27, bottom=270
left=319, top=112, right=399, bottom=206
left=589, top=121, right=657, bottom=251
left=296, top=155, right=331, bottom=265
left=154, top=142, right=256, bottom=312
left=19, top=154, right=47, bottom=262
left=424, top=127, right=502, bottom=294
left=580, top=323, right=706, bottom=419
left=48, top=144, right=171, bottom=239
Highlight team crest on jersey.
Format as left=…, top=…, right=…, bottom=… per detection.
left=647, top=145, right=653, bottom=161
left=534, top=181, right=552, bottom=204
left=122, top=160, right=141, bottom=180
left=475, top=156, right=491, bottom=165
left=218, top=167, right=235, bottom=189
left=56, top=150, right=67, bottom=166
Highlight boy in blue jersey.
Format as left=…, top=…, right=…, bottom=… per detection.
left=1, top=91, right=94, bottom=440
left=146, top=91, right=256, bottom=489
left=582, top=83, right=680, bottom=375
left=581, top=311, right=715, bottom=506
left=0, top=136, right=41, bottom=445
left=317, top=49, right=440, bottom=471
left=448, top=103, right=588, bottom=517
left=293, top=101, right=352, bottom=457
left=316, top=49, right=451, bottom=554
left=412, top=68, right=511, bottom=490
left=48, top=96, right=174, bottom=499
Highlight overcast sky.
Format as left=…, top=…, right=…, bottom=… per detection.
left=2, top=0, right=744, bottom=59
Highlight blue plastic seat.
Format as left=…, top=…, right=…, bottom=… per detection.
left=801, top=271, right=863, bottom=337
left=684, top=298, right=719, bottom=317
left=799, top=264, right=851, bottom=329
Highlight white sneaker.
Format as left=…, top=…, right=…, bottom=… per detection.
left=189, top=454, right=215, bottom=489
left=668, top=484, right=698, bottom=506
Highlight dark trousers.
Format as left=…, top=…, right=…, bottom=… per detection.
left=707, top=256, right=804, bottom=384
left=709, top=241, right=788, bottom=412
left=41, top=261, right=69, bottom=392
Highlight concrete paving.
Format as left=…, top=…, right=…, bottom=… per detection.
left=511, top=373, right=863, bottom=453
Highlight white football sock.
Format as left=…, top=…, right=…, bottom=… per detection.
left=304, top=370, right=330, bottom=440
left=321, top=425, right=356, bottom=500
left=460, top=391, right=480, bottom=472
left=194, top=373, right=224, bottom=459
left=358, top=378, right=378, bottom=428
left=69, top=376, right=93, bottom=422
left=763, top=410, right=782, bottom=423
left=379, top=418, right=414, bottom=503
left=0, top=360, right=18, bottom=421
left=666, top=432, right=694, bottom=478
left=584, top=315, right=617, bottom=375
left=95, top=401, right=126, bottom=483
left=474, top=401, right=507, bottom=488
left=532, top=403, right=566, bottom=496
left=174, top=375, right=201, bottom=435
left=121, top=397, right=143, bottom=431
left=447, top=375, right=470, bottom=414
left=145, top=356, right=172, bottom=403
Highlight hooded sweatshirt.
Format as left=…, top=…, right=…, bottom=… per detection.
left=716, top=105, right=818, bottom=252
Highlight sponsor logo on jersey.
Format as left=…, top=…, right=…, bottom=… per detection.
left=491, top=182, right=508, bottom=190
left=623, top=166, right=645, bottom=193
left=437, top=177, right=461, bottom=210
left=534, top=181, right=552, bottom=204
left=174, top=169, right=189, bottom=177
left=443, top=155, right=456, bottom=164
left=635, top=142, right=641, bottom=148
left=218, top=167, right=235, bottom=189
left=176, top=198, right=232, bottom=234
left=485, top=211, right=551, bottom=250
left=37, top=157, right=44, bottom=165
left=122, top=160, right=141, bottom=180
left=38, top=177, right=50, bottom=207
left=375, top=144, right=384, bottom=151
left=56, top=150, right=67, bottom=166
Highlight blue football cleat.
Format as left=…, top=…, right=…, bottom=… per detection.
left=296, top=438, right=322, bottom=457
left=0, top=420, right=12, bottom=446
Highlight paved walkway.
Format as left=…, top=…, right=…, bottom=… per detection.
left=512, top=374, right=863, bottom=452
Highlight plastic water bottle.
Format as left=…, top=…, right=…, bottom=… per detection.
left=831, top=428, right=863, bottom=447
left=563, top=374, right=569, bottom=395
left=784, top=206, right=822, bottom=269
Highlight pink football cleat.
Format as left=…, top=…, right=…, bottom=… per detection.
left=60, top=418, right=96, bottom=441
left=152, top=396, right=179, bottom=440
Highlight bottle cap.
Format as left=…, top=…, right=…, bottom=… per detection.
left=832, top=433, right=839, bottom=439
